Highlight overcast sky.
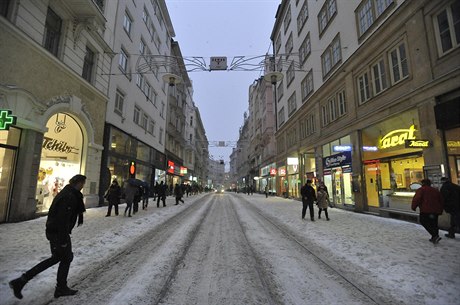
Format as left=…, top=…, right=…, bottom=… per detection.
left=166, top=0, right=280, bottom=170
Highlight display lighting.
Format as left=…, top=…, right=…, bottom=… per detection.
left=0, top=110, right=17, bottom=130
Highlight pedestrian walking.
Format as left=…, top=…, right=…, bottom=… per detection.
left=264, top=185, right=269, bottom=198
left=411, top=179, right=444, bottom=244
left=124, top=183, right=137, bottom=217
left=300, top=180, right=317, bottom=221
left=132, top=186, right=141, bottom=214
left=105, top=179, right=121, bottom=217
left=9, top=174, right=87, bottom=299
left=142, top=184, right=150, bottom=210
left=317, top=185, right=330, bottom=221
left=157, top=181, right=166, bottom=207
left=174, top=183, right=184, bottom=205
left=440, top=177, right=460, bottom=239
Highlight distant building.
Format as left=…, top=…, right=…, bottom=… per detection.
left=207, top=158, right=225, bottom=188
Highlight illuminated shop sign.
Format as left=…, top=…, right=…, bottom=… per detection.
left=287, top=157, right=298, bottom=165
left=180, top=166, right=187, bottom=175
left=43, top=137, right=80, bottom=154
left=129, top=161, right=136, bottom=177
left=447, top=141, right=460, bottom=147
left=323, top=151, right=352, bottom=169
left=0, top=110, right=17, bottom=130
left=379, top=125, right=416, bottom=149
left=279, top=167, right=286, bottom=176
left=405, top=139, right=432, bottom=148
left=270, top=168, right=277, bottom=176
left=363, top=146, right=378, bottom=152
left=333, top=145, right=352, bottom=152
left=167, top=161, right=175, bottom=174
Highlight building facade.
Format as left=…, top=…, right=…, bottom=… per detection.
left=0, top=0, right=112, bottom=222
left=269, top=0, right=460, bottom=225
left=99, top=0, right=174, bottom=200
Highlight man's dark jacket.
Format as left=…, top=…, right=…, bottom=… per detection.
left=441, top=181, right=460, bottom=213
left=301, top=184, right=317, bottom=203
left=46, top=184, right=86, bottom=245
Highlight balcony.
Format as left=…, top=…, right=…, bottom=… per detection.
left=65, top=0, right=106, bottom=25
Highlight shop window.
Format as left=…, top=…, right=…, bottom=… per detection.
left=434, top=2, right=460, bottom=56
left=43, top=8, right=62, bottom=57
left=36, top=114, right=83, bottom=213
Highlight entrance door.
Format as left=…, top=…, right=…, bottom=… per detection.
left=0, top=147, right=17, bottom=222
left=365, top=162, right=380, bottom=208
left=331, top=168, right=344, bottom=205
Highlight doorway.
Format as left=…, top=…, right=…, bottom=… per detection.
left=365, top=162, right=381, bottom=208
left=0, top=147, right=16, bottom=222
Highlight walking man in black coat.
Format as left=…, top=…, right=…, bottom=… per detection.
left=440, top=177, right=460, bottom=238
left=9, top=174, right=87, bottom=299
left=301, top=180, right=317, bottom=221
left=105, top=179, right=121, bottom=216
left=156, top=181, right=166, bottom=207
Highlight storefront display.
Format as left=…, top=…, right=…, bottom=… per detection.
left=323, top=150, right=354, bottom=206
left=0, top=127, right=21, bottom=222
left=36, top=113, right=83, bottom=212
left=278, top=166, right=287, bottom=197
left=260, top=163, right=276, bottom=195
left=362, top=109, right=425, bottom=211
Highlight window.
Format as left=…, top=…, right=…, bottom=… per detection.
left=152, top=89, right=158, bottom=106
left=322, top=104, right=330, bottom=126
left=143, top=7, right=150, bottom=24
left=160, top=101, right=165, bottom=118
left=189, top=134, right=193, bottom=143
left=337, top=90, right=347, bottom=116
left=434, top=2, right=460, bottom=55
left=1, top=0, right=10, bottom=17
left=159, top=128, right=164, bottom=144
left=328, top=97, right=337, bottom=121
left=286, top=61, right=295, bottom=86
left=43, top=8, right=62, bottom=56
left=307, top=113, right=316, bottom=135
left=119, top=48, right=128, bottom=72
left=318, top=0, right=336, bottom=34
left=357, top=0, right=393, bottom=36
left=278, top=107, right=285, bottom=127
left=134, top=106, right=141, bottom=124
left=284, top=5, right=291, bottom=34
left=139, top=39, right=146, bottom=55
left=123, top=12, right=132, bottom=36
left=372, top=59, right=387, bottom=94
left=301, top=70, right=314, bottom=102
left=115, top=90, right=124, bottom=115
left=358, top=72, right=371, bottom=104
left=82, top=46, right=95, bottom=83
left=389, top=42, right=409, bottom=84
left=299, top=33, right=311, bottom=64
left=190, top=116, right=193, bottom=126
left=297, top=1, right=309, bottom=33
left=285, top=33, right=293, bottom=55
left=141, top=113, right=148, bottom=130
left=277, top=80, right=284, bottom=101
left=321, top=34, right=341, bottom=77
left=288, top=92, right=297, bottom=116
left=148, top=120, right=155, bottom=135
left=275, top=33, right=282, bottom=54
left=144, top=81, right=151, bottom=100
left=136, top=73, right=144, bottom=88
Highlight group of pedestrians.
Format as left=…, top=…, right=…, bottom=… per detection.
left=300, top=180, right=331, bottom=222
left=411, top=177, right=460, bottom=244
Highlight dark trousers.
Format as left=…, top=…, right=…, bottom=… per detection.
left=175, top=196, right=184, bottom=205
left=318, top=208, right=329, bottom=219
left=448, top=212, right=460, bottom=236
left=24, top=238, right=73, bottom=287
left=419, top=213, right=439, bottom=238
left=107, top=200, right=119, bottom=216
left=142, top=197, right=148, bottom=209
left=125, top=201, right=132, bottom=216
left=302, top=200, right=314, bottom=220
left=157, top=195, right=166, bottom=207
left=265, top=192, right=268, bottom=198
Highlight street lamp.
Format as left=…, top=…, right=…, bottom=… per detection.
left=263, top=71, right=283, bottom=131
left=162, top=73, right=182, bottom=86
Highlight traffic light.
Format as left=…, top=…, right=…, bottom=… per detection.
left=129, top=161, right=136, bottom=178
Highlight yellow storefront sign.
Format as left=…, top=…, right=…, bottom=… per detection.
left=379, top=125, right=416, bottom=149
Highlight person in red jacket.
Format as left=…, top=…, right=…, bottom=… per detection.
left=411, top=179, right=444, bottom=244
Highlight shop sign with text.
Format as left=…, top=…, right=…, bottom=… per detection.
left=167, top=161, right=175, bottom=174
left=270, top=168, right=277, bottom=176
left=323, top=151, right=352, bottom=169
left=405, top=139, right=432, bottom=148
left=379, top=125, right=416, bottom=149
left=278, top=167, right=286, bottom=176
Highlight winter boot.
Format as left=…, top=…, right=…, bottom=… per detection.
left=9, top=275, right=28, bottom=299
left=54, top=286, right=78, bottom=298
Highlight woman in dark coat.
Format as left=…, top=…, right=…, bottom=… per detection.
left=105, top=179, right=121, bottom=217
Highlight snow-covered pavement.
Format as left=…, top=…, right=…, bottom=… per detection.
left=1, top=193, right=459, bottom=305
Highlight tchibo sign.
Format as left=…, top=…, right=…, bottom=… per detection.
left=210, top=57, right=227, bottom=71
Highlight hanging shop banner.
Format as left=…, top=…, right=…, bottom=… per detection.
left=167, top=160, right=175, bottom=174
left=180, top=166, right=188, bottom=176
left=270, top=168, right=277, bottom=176
left=323, top=151, right=352, bottom=169
left=278, top=166, right=286, bottom=176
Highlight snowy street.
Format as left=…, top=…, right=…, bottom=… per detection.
left=1, top=193, right=459, bottom=305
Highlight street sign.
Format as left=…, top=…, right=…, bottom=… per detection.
left=210, top=57, right=227, bottom=71
left=0, top=110, right=17, bottom=130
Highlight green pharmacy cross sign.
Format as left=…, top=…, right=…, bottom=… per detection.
left=0, top=110, right=17, bottom=130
